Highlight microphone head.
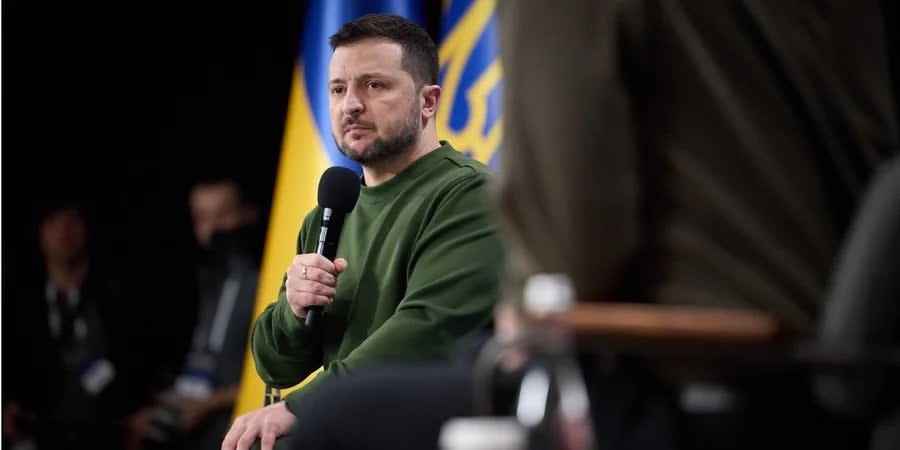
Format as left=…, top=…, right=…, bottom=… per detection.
left=317, top=166, right=361, bottom=214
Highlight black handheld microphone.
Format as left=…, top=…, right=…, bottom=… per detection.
left=304, top=166, right=361, bottom=327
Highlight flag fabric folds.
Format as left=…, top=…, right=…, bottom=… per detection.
left=232, top=0, right=426, bottom=418
left=437, top=0, right=502, bottom=168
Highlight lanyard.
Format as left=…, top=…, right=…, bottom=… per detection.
left=190, top=275, right=242, bottom=355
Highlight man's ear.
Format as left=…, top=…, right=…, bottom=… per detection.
left=421, top=85, right=441, bottom=118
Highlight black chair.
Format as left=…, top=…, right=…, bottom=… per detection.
left=815, top=154, right=900, bottom=422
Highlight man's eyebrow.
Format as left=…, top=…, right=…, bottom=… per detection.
left=329, top=72, right=392, bottom=85
left=358, top=72, right=390, bottom=80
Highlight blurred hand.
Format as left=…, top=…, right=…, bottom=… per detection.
left=285, top=254, right=347, bottom=318
left=174, top=385, right=238, bottom=431
left=494, top=301, right=524, bottom=342
left=169, top=396, right=210, bottom=431
left=221, top=401, right=296, bottom=450
left=493, top=301, right=529, bottom=371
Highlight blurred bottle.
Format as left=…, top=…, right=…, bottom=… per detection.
left=516, top=273, right=596, bottom=450
left=439, top=273, right=595, bottom=450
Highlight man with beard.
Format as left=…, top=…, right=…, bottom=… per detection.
left=221, top=13, right=503, bottom=450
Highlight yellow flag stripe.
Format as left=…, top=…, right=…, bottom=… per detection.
left=233, top=66, right=328, bottom=418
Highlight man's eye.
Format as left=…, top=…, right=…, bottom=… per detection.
left=330, top=86, right=344, bottom=95
left=367, top=81, right=382, bottom=89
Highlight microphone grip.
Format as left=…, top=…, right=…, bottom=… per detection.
left=304, top=208, right=342, bottom=328
left=303, top=229, right=328, bottom=326
left=304, top=307, right=322, bottom=327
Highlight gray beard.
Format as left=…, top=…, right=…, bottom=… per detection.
left=336, top=112, right=420, bottom=166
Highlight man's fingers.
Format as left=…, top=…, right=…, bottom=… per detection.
left=259, top=430, right=277, bottom=450
left=334, top=258, right=348, bottom=273
left=304, top=266, right=337, bottom=286
left=285, top=273, right=336, bottom=296
left=293, top=254, right=335, bottom=272
left=235, top=425, right=260, bottom=450
left=287, top=281, right=335, bottom=300
left=296, top=294, right=332, bottom=307
left=221, top=417, right=246, bottom=450
left=302, top=281, right=336, bottom=298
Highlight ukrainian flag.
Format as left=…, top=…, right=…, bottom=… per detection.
left=233, top=0, right=426, bottom=418
left=437, top=0, right=502, bottom=168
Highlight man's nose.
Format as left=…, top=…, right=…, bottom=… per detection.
left=342, top=89, right=364, bottom=115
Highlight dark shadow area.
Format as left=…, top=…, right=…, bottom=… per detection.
left=2, top=0, right=307, bottom=397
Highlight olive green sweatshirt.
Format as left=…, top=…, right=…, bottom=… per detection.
left=251, top=142, right=503, bottom=411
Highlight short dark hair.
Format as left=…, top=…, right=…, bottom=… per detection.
left=329, top=13, right=439, bottom=87
left=36, top=195, right=87, bottom=227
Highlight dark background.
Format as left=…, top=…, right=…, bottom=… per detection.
left=4, top=0, right=307, bottom=280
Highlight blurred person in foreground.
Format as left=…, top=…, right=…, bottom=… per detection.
left=129, top=176, right=263, bottom=450
left=259, top=1, right=899, bottom=449
left=497, top=1, right=898, bottom=447
left=3, top=198, right=152, bottom=449
left=221, top=12, right=504, bottom=450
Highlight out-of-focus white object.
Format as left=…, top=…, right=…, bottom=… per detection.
left=439, top=416, right=526, bottom=450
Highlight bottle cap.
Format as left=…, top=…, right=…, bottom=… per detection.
left=523, top=273, right=574, bottom=316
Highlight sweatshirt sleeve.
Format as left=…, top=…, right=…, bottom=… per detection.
left=250, top=211, right=325, bottom=388
left=284, top=173, right=503, bottom=410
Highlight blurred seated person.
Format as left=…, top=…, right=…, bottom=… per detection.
left=2, top=197, right=153, bottom=449
left=129, top=176, right=263, bottom=450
